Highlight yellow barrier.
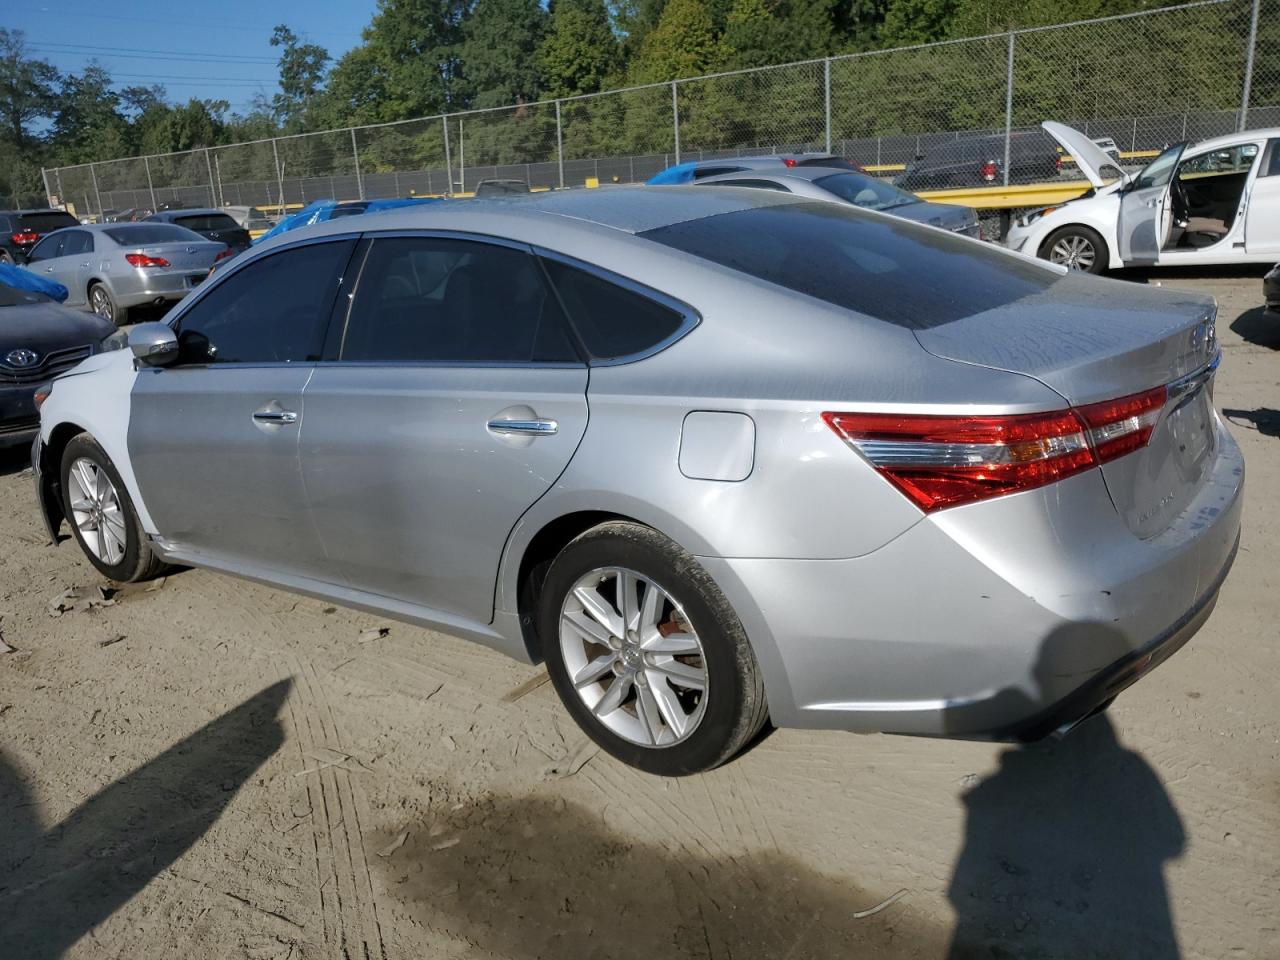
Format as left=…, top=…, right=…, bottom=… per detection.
left=863, top=148, right=1157, bottom=176
left=915, top=180, right=1098, bottom=209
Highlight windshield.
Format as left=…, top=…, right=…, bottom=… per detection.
left=1131, top=143, right=1185, bottom=190
left=0, top=285, right=52, bottom=307
left=814, top=173, right=921, bottom=210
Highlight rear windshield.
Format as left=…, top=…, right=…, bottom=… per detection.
left=638, top=202, right=1057, bottom=328
left=796, top=157, right=859, bottom=171
left=104, top=224, right=202, bottom=245
left=18, top=211, right=77, bottom=232
left=0, top=285, right=52, bottom=307
left=174, top=213, right=240, bottom=232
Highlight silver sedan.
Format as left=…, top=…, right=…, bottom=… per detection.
left=24, top=222, right=228, bottom=325
left=32, top=188, right=1243, bottom=775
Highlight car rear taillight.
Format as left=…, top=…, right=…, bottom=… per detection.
left=11, top=231, right=38, bottom=245
left=213, top=247, right=234, bottom=262
left=823, top=385, right=1169, bottom=513
left=125, top=253, right=170, bottom=267
left=1055, top=155, right=1063, bottom=170
left=979, top=161, right=998, bottom=181
left=783, top=158, right=797, bottom=167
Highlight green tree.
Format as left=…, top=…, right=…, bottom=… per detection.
left=880, top=0, right=957, bottom=46
left=269, top=25, right=330, bottom=130
left=629, top=0, right=721, bottom=83
left=0, top=29, right=59, bottom=149
left=51, top=64, right=131, bottom=165
left=137, top=98, right=228, bottom=155
left=459, top=0, right=549, bottom=108
left=538, top=0, right=620, bottom=97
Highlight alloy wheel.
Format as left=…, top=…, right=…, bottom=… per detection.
left=67, top=457, right=127, bottom=565
left=90, top=286, right=111, bottom=320
left=558, top=567, right=708, bottom=747
left=1048, top=234, right=1096, bottom=271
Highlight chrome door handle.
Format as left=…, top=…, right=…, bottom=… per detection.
left=487, top=418, right=558, bottom=436
left=253, top=409, right=298, bottom=424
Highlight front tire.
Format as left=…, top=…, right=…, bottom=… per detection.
left=539, top=521, right=768, bottom=776
left=1040, top=225, right=1108, bottom=274
left=88, top=282, right=126, bottom=326
left=60, top=434, right=167, bottom=582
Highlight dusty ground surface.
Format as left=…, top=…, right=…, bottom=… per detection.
left=1, top=268, right=1277, bottom=960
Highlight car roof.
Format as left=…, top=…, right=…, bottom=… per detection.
left=1185, top=127, right=1280, bottom=153
left=270, top=186, right=799, bottom=245
left=0, top=208, right=76, bottom=217
left=150, top=208, right=228, bottom=219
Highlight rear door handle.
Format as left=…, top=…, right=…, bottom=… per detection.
left=487, top=418, right=558, bottom=436
left=253, top=409, right=298, bottom=424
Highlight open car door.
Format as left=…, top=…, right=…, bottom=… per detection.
left=1116, top=142, right=1186, bottom=264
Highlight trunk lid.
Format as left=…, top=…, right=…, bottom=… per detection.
left=128, top=240, right=223, bottom=271
left=915, top=272, right=1220, bottom=538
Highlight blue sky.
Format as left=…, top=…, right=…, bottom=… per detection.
left=8, top=0, right=379, bottom=115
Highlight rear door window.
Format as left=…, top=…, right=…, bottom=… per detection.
left=540, top=258, right=688, bottom=360
left=340, top=236, right=579, bottom=364
left=172, top=239, right=356, bottom=364
left=61, top=231, right=93, bottom=256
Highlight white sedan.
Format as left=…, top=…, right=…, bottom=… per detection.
left=1006, top=121, right=1280, bottom=272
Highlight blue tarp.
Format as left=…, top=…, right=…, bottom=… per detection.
left=0, top=262, right=69, bottom=302
left=645, top=162, right=699, bottom=185
left=252, top=196, right=445, bottom=245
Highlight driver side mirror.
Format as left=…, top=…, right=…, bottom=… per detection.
left=128, top=322, right=179, bottom=366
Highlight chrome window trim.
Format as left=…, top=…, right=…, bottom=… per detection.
left=531, top=245, right=702, bottom=366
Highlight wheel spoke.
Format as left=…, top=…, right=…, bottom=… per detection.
left=574, top=585, right=623, bottom=638
left=593, top=674, right=632, bottom=717
left=634, top=682, right=665, bottom=745
left=640, top=631, right=701, bottom=655
left=637, top=579, right=663, bottom=637
left=95, top=522, right=107, bottom=560
left=617, top=571, right=640, bottom=634
left=72, top=460, right=97, bottom=501
left=563, top=609, right=614, bottom=648
left=650, top=659, right=706, bottom=691
left=70, top=497, right=94, bottom=513
left=573, top=654, right=616, bottom=689
left=646, top=677, right=688, bottom=739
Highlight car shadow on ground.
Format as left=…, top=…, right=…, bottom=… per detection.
left=1229, top=306, right=1280, bottom=350
left=1115, top=263, right=1272, bottom=285
left=0, top=444, right=32, bottom=477
left=0, top=679, right=291, bottom=959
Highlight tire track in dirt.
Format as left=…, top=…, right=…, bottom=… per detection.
left=285, top=654, right=388, bottom=960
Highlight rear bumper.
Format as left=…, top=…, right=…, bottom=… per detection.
left=699, top=417, right=1244, bottom=736
left=111, top=271, right=209, bottom=307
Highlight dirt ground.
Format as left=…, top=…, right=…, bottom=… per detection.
left=1, top=268, right=1277, bottom=960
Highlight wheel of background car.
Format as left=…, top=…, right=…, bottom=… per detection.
left=88, top=281, right=126, bottom=326
left=0, top=250, right=12, bottom=265
left=1040, top=225, right=1108, bottom=274
left=59, top=433, right=168, bottom=583
left=539, top=521, right=769, bottom=775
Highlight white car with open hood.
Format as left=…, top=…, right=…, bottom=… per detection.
left=1005, top=121, right=1280, bottom=272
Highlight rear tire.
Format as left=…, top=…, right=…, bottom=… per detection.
left=539, top=521, right=768, bottom=776
left=60, top=434, right=167, bottom=582
left=1040, top=225, right=1108, bottom=274
left=0, top=250, right=14, bottom=265
left=88, top=282, right=126, bottom=326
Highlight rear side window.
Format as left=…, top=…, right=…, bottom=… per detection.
left=701, top=179, right=790, bottom=192
left=174, top=214, right=241, bottom=232
left=105, top=224, right=201, bottom=245
left=639, top=201, right=1056, bottom=329
left=173, top=239, right=356, bottom=364
left=541, top=258, right=686, bottom=360
left=18, top=211, right=77, bottom=232
left=61, top=231, right=93, bottom=255
left=692, top=166, right=746, bottom=179
left=341, top=236, right=578, bottom=364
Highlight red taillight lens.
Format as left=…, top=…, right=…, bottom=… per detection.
left=125, top=253, right=170, bottom=267
left=783, top=158, right=798, bottom=167
left=824, top=385, right=1168, bottom=513
left=11, top=231, right=38, bottom=245
left=214, top=247, right=234, bottom=262
left=979, top=161, right=998, bottom=181
left=1055, top=155, right=1064, bottom=170
left=1075, top=385, right=1167, bottom=462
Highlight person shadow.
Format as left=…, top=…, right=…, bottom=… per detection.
left=0, top=679, right=291, bottom=959
left=946, top=629, right=1185, bottom=960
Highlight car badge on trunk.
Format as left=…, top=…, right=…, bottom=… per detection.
left=5, top=349, right=40, bottom=367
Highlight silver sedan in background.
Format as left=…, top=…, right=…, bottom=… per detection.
left=692, top=166, right=982, bottom=236
left=24, top=222, right=229, bottom=325
left=33, top=188, right=1242, bottom=775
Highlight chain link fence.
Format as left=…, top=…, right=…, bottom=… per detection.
left=42, top=0, right=1278, bottom=219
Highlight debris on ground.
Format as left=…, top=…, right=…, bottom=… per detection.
left=47, top=585, right=117, bottom=617
left=378, top=831, right=409, bottom=858
left=97, top=634, right=126, bottom=648
left=358, top=626, right=390, bottom=644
